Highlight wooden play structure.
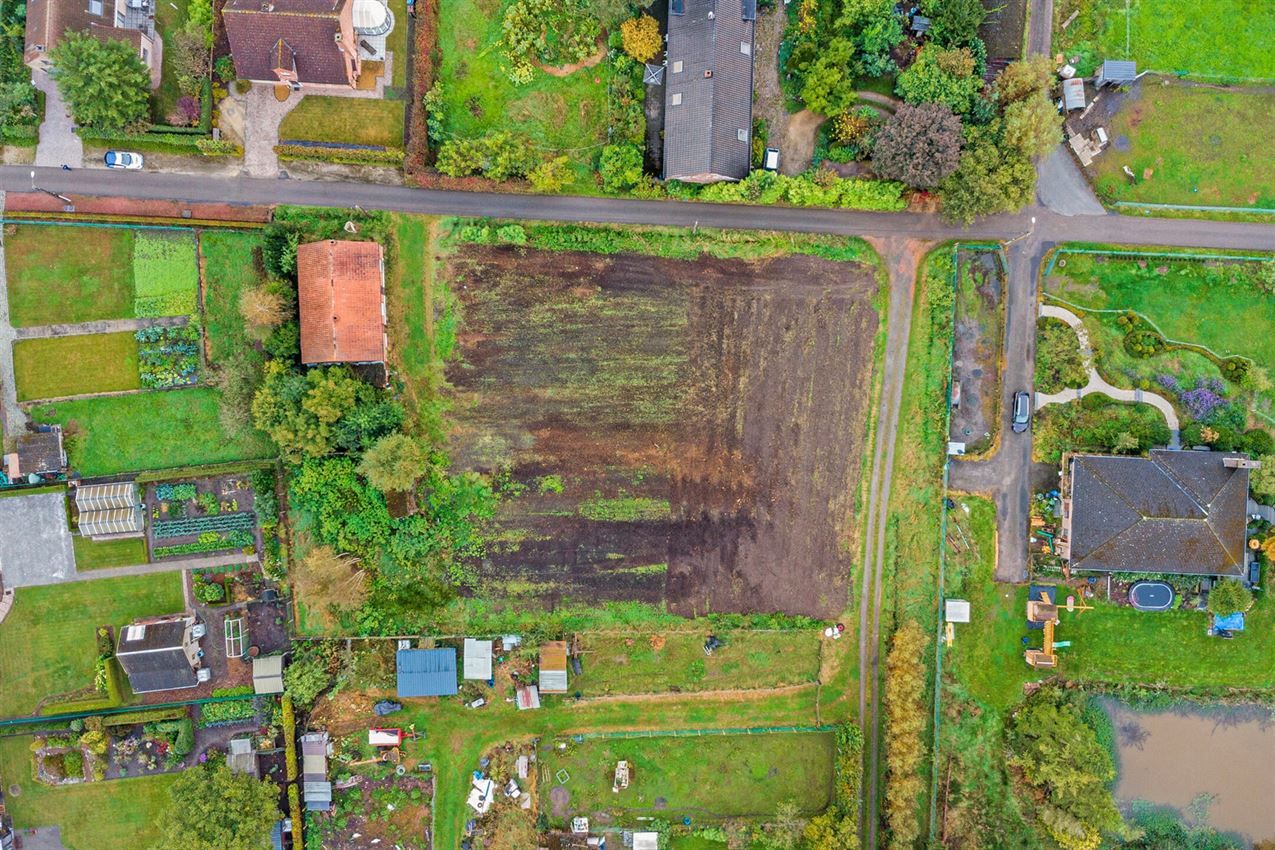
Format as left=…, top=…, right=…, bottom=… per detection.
left=1024, top=588, right=1093, bottom=669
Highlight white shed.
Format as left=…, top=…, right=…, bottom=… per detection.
left=463, top=638, right=493, bottom=680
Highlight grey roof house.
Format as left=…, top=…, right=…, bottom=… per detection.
left=115, top=615, right=202, bottom=693
left=1059, top=450, right=1254, bottom=576
left=662, top=0, right=756, bottom=183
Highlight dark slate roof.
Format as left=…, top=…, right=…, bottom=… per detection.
left=223, top=0, right=351, bottom=85
left=117, top=619, right=187, bottom=653
left=663, top=0, right=755, bottom=182
left=1067, top=451, right=1249, bottom=576
left=396, top=648, right=458, bottom=697
left=117, top=648, right=197, bottom=693
left=14, top=430, right=64, bottom=475
left=1099, top=59, right=1137, bottom=81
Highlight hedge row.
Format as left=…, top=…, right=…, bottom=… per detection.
left=101, top=706, right=189, bottom=727
left=275, top=144, right=405, bottom=167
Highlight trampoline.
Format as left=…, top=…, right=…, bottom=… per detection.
left=1129, top=580, right=1174, bottom=611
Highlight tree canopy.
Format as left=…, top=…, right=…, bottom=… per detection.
left=50, top=33, right=151, bottom=130
left=871, top=102, right=963, bottom=188
left=1207, top=578, right=1252, bottom=616
left=939, top=129, right=1036, bottom=224
left=153, top=762, right=278, bottom=850
left=358, top=432, right=429, bottom=493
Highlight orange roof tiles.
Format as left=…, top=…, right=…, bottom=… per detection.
left=297, top=240, right=387, bottom=365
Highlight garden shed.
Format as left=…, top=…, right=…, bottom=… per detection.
left=301, top=732, right=333, bottom=811
left=633, top=834, right=660, bottom=850
left=252, top=655, right=285, bottom=694
left=1096, top=60, right=1137, bottom=87
left=396, top=648, right=458, bottom=697
left=516, top=684, right=541, bottom=710
left=228, top=738, right=258, bottom=777
left=3, top=426, right=65, bottom=480
left=1062, top=77, right=1086, bottom=110
left=539, top=641, right=569, bottom=694
left=116, top=615, right=200, bottom=693
left=463, top=638, right=493, bottom=680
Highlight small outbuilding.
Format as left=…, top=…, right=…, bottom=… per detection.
left=301, top=732, right=333, bottom=812
left=252, top=655, right=286, bottom=694
left=3, top=427, right=65, bottom=482
left=463, top=638, right=493, bottom=680
left=1061, top=77, right=1086, bottom=110
left=396, top=648, right=459, bottom=697
left=74, top=481, right=144, bottom=539
left=945, top=599, right=971, bottom=623
left=633, top=834, right=660, bottom=850
left=516, top=684, right=541, bottom=710
left=228, top=737, right=259, bottom=777
left=467, top=777, right=495, bottom=814
left=539, top=641, right=569, bottom=694
left=1096, top=59, right=1137, bottom=87
left=116, top=615, right=201, bottom=694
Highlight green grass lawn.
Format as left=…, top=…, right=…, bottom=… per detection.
left=32, top=388, right=273, bottom=476
left=539, top=732, right=834, bottom=827
left=72, top=535, right=149, bottom=570
left=199, top=230, right=264, bottom=363
left=279, top=97, right=405, bottom=148
left=1054, top=0, right=1275, bottom=79
left=152, top=0, right=193, bottom=123
left=571, top=631, right=822, bottom=696
left=0, top=574, right=184, bottom=718
left=13, top=333, right=141, bottom=401
left=1090, top=86, right=1275, bottom=208
left=437, top=0, right=611, bottom=190
left=0, top=735, right=177, bottom=850
left=4, top=225, right=135, bottom=326
left=386, top=0, right=408, bottom=88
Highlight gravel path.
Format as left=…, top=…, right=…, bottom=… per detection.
left=1035, top=303, right=1181, bottom=446
left=14, top=315, right=188, bottom=340
left=32, top=70, right=83, bottom=169
left=243, top=85, right=301, bottom=179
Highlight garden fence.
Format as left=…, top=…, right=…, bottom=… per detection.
left=1113, top=201, right=1275, bottom=217
left=0, top=691, right=259, bottom=731
left=572, top=724, right=835, bottom=741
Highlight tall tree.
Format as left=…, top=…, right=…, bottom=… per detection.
left=153, top=762, right=278, bottom=850
left=939, top=130, right=1036, bottom=224
left=922, top=0, right=989, bottom=47
left=896, top=46, right=985, bottom=117
left=1002, top=93, right=1062, bottom=158
left=50, top=33, right=150, bottom=130
left=995, top=55, right=1056, bottom=104
left=358, top=432, right=428, bottom=493
left=871, top=102, right=963, bottom=188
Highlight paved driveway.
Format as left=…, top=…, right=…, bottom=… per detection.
left=0, top=490, right=75, bottom=587
left=31, top=69, right=82, bottom=169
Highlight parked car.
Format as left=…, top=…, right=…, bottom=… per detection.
left=762, top=148, right=780, bottom=171
left=1011, top=391, right=1032, bottom=433
left=103, top=150, right=143, bottom=170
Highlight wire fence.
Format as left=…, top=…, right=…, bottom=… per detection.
left=1043, top=246, right=1273, bottom=278
left=572, top=724, right=835, bottom=741
left=1114, top=201, right=1275, bottom=216
left=0, top=692, right=259, bottom=731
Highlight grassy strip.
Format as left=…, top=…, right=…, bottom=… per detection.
left=199, top=230, right=265, bottom=363
left=4, top=225, right=135, bottom=326
left=32, top=388, right=273, bottom=476
left=13, top=333, right=141, bottom=401
left=278, top=97, right=406, bottom=148
left=72, top=535, right=149, bottom=570
left=0, top=573, right=184, bottom=718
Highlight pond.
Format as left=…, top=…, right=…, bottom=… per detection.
left=1104, top=699, right=1275, bottom=844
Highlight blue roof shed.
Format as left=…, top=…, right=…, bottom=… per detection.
left=397, top=648, right=459, bottom=697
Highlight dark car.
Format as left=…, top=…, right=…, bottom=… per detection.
left=1011, top=391, right=1032, bottom=433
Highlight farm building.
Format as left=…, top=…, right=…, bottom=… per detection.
left=539, top=641, right=569, bottom=694
left=115, top=615, right=202, bottom=693
left=396, top=647, right=459, bottom=697
left=73, top=481, right=143, bottom=539
left=297, top=239, right=388, bottom=384
left=662, top=0, right=756, bottom=183
left=463, top=638, right=493, bottom=680
left=252, top=655, right=285, bottom=694
left=301, top=732, right=333, bottom=811
left=1058, top=451, right=1254, bottom=576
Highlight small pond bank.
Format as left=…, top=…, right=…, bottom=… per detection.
left=1102, top=699, right=1275, bottom=845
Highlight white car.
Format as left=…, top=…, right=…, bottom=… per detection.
left=103, top=150, right=144, bottom=170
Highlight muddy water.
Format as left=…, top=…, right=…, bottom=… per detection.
left=1105, top=700, right=1275, bottom=843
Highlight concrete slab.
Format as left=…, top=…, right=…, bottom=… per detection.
left=0, top=491, right=75, bottom=587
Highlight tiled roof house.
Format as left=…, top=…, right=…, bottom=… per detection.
left=662, top=0, right=756, bottom=183
left=296, top=239, right=388, bottom=381
left=24, top=0, right=162, bottom=87
left=1059, top=450, right=1253, bottom=576
left=222, top=0, right=361, bottom=87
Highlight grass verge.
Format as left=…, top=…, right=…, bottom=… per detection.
left=4, top=224, right=135, bottom=326
left=72, top=535, right=149, bottom=570
left=278, top=97, right=406, bottom=149
left=13, top=333, right=141, bottom=401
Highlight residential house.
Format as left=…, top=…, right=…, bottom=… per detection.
left=223, top=0, right=369, bottom=88
left=301, top=731, right=333, bottom=811
left=3, top=426, right=65, bottom=484
left=1058, top=450, right=1255, bottom=577
left=539, top=641, right=568, bottom=694
left=73, top=481, right=144, bottom=539
left=662, top=0, right=756, bottom=183
left=395, top=647, right=458, bottom=697
left=296, top=239, right=388, bottom=385
left=23, top=0, right=163, bottom=87
left=115, top=614, right=203, bottom=693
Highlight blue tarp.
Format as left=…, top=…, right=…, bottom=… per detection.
left=1212, top=612, right=1246, bottom=632
left=397, top=648, right=459, bottom=697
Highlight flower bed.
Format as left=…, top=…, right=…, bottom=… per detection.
left=136, top=325, right=201, bottom=388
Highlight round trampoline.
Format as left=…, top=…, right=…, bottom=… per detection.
left=1129, top=580, right=1174, bottom=611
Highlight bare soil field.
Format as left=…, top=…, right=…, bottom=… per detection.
left=444, top=246, right=879, bottom=617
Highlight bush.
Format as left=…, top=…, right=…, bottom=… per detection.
left=196, top=137, right=241, bottom=157
left=528, top=155, right=572, bottom=193
left=62, top=750, right=84, bottom=780
left=1123, top=328, right=1167, bottom=358
left=435, top=131, right=537, bottom=180
left=598, top=143, right=644, bottom=193
left=193, top=578, right=226, bottom=604
left=1208, top=579, right=1252, bottom=616
left=274, top=144, right=404, bottom=167
left=620, top=14, right=662, bottom=62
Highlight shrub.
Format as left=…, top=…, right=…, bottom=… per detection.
left=620, top=14, right=662, bottom=62
left=435, top=131, right=537, bottom=180
left=62, top=750, right=85, bottom=779
left=599, top=143, right=644, bottom=192
left=528, top=155, right=572, bottom=193
left=195, top=137, right=241, bottom=157
left=1208, top=579, right=1253, bottom=616
left=871, top=102, right=962, bottom=189
left=193, top=578, right=226, bottom=604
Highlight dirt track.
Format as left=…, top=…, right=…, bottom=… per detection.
left=444, top=246, right=879, bottom=617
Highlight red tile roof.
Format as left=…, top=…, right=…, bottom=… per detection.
left=297, top=240, right=386, bottom=365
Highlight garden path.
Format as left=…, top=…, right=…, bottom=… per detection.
left=0, top=196, right=30, bottom=439
left=69, top=551, right=255, bottom=583
left=14, top=315, right=188, bottom=340
left=242, top=85, right=302, bottom=179
left=1035, top=303, right=1181, bottom=446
